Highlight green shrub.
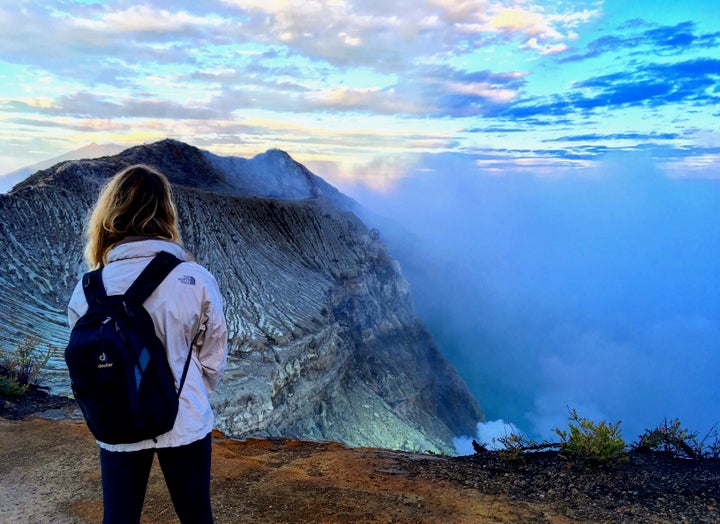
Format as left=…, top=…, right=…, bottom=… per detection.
left=635, top=419, right=720, bottom=459
left=0, top=336, right=54, bottom=397
left=478, top=426, right=559, bottom=460
left=0, top=375, right=29, bottom=397
left=554, top=408, right=628, bottom=463
left=634, top=418, right=696, bottom=458
left=495, top=431, right=529, bottom=460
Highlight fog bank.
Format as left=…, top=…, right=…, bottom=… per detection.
left=343, top=152, right=720, bottom=445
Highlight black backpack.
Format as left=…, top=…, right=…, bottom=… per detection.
left=65, top=251, right=192, bottom=444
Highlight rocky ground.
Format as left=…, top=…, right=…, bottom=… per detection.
left=2, top=390, right=719, bottom=523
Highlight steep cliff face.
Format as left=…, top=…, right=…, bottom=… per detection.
left=0, top=139, right=482, bottom=453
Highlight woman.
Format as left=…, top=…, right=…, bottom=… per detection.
left=68, top=164, right=228, bottom=523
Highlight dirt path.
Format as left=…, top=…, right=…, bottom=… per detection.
left=5, top=413, right=719, bottom=523
left=1, top=416, right=563, bottom=523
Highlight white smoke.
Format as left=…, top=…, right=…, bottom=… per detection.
left=343, top=150, right=720, bottom=445
left=453, top=419, right=522, bottom=455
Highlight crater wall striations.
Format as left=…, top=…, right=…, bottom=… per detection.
left=0, top=139, right=483, bottom=454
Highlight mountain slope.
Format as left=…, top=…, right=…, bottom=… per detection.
left=0, top=143, right=125, bottom=194
left=0, top=139, right=482, bottom=453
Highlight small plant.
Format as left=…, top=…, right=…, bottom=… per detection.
left=483, top=426, right=558, bottom=460
left=0, top=375, right=29, bottom=397
left=0, top=336, right=54, bottom=397
left=554, top=408, right=628, bottom=464
left=495, top=431, right=534, bottom=460
left=634, top=419, right=697, bottom=459
left=699, top=426, right=720, bottom=459
left=467, top=422, right=534, bottom=458
left=500, top=437, right=562, bottom=460
left=635, top=419, right=720, bottom=459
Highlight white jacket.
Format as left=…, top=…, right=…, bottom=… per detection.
left=68, top=239, right=228, bottom=451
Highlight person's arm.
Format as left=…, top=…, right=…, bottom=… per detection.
left=194, top=278, right=228, bottom=394
left=67, top=280, right=86, bottom=329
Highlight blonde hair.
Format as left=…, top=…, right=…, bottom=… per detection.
left=84, top=164, right=182, bottom=268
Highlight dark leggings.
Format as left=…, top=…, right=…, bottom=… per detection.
left=99, top=433, right=213, bottom=524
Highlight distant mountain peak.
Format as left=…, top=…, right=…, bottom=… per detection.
left=0, top=142, right=125, bottom=193
left=120, top=138, right=203, bottom=160
left=264, top=148, right=291, bottom=156
left=7, top=138, right=358, bottom=213
left=203, top=145, right=360, bottom=213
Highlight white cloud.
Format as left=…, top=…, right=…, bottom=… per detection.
left=307, top=86, right=431, bottom=115
left=72, top=5, right=220, bottom=34
left=0, top=1, right=596, bottom=117
left=453, top=419, right=522, bottom=455
left=521, top=37, right=570, bottom=55
left=445, top=81, right=518, bottom=103
left=218, top=0, right=598, bottom=68
left=488, top=7, right=563, bottom=39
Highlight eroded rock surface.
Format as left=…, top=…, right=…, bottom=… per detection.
left=0, top=139, right=482, bottom=453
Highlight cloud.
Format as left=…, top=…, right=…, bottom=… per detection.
left=521, top=38, right=569, bottom=55
left=0, top=0, right=716, bottom=178
left=497, top=57, right=720, bottom=120
left=308, top=86, right=427, bottom=115
left=2, top=91, right=220, bottom=120
left=218, top=0, right=599, bottom=68
left=6, top=117, right=129, bottom=133
left=575, top=58, right=720, bottom=106
left=71, top=4, right=222, bottom=35
left=199, top=61, right=527, bottom=117
left=3, top=2, right=544, bottom=121
left=560, top=21, right=720, bottom=63
left=0, top=4, right=207, bottom=87
left=545, top=132, right=682, bottom=142
left=446, top=2, right=598, bottom=47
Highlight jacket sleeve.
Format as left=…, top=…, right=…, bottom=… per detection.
left=67, top=280, right=87, bottom=329
left=193, top=277, right=228, bottom=395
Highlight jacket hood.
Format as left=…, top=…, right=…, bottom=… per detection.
left=107, top=239, right=194, bottom=263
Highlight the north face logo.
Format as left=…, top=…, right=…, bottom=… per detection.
left=178, top=275, right=196, bottom=285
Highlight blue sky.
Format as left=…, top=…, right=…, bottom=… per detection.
left=1, top=0, right=718, bottom=184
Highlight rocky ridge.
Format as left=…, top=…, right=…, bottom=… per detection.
left=0, top=139, right=482, bottom=454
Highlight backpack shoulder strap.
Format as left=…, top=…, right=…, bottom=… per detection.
left=81, top=268, right=107, bottom=305
left=124, top=251, right=183, bottom=304
left=128, top=251, right=192, bottom=397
